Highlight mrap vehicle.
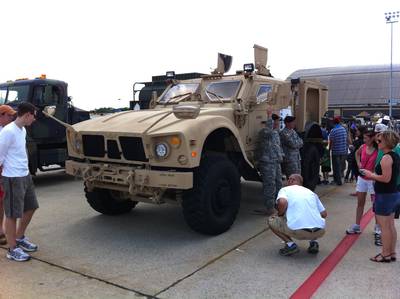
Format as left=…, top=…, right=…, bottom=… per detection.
left=64, top=45, right=328, bottom=235
left=0, top=75, right=90, bottom=174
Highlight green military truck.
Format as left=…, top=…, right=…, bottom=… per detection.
left=0, top=75, right=90, bottom=174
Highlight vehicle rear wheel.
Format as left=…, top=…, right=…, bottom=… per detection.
left=182, top=154, right=241, bottom=235
left=301, top=144, right=320, bottom=191
left=85, top=187, right=138, bottom=215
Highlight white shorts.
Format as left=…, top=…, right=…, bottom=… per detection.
left=356, top=176, right=375, bottom=194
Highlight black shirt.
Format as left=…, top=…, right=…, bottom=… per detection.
left=374, top=151, right=400, bottom=194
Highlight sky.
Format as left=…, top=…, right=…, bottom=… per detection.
left=1, top=0, right=399, bottom=110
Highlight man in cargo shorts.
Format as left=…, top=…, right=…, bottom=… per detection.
left=268, top=174, right=327, bottom=256
left=0, top=105, right=17, bottom=245
left=0, top=102, right=39, bottom=261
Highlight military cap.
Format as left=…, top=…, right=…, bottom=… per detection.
left=284, top=115, right=296, bottom=123
left=272, top=114, right=281, bottom=121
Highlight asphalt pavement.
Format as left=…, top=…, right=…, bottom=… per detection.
left=0, top=171, right=399, bottom=299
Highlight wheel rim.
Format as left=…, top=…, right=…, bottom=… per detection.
left=211, top=180, right=232, bottom=216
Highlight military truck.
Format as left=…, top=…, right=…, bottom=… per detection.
left=64, top=45, right=328, bottom=235
left=0, top=75, right=90, bottom=174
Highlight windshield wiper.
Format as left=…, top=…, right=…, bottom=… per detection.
left=165, top=92, right=192, bottom=103
left=205, top=90, right=224, bottom=103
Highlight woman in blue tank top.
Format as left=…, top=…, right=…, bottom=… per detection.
left=362, top=130, right=399, bottom=263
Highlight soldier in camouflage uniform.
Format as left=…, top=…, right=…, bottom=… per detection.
left=280, top=116, right=303, bottom=178
left=254, top=106, right=284, bottom=215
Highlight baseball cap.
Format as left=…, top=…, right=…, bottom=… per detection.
left=333, top=116, right=341, bottom=124
left=284, top=115, right=296, bottom=123
left=0, top=105, right=17, bottom=116
left=374, top=123, right=388, bottom=133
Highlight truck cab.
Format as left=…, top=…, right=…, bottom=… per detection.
left=0, top=75, right=90, bottom=174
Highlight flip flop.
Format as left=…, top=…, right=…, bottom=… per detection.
left=370, top=253, right=391, bottom=263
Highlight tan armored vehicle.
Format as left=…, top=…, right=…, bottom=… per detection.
left=64, top=45, right=328, bottom=235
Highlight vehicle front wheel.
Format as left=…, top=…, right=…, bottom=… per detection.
left=85, top=187, right=138, bottom=215
left=182, top=154, right=241, bottom=235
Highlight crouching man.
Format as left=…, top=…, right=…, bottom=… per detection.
left=268, top=174, right=327, bottom=256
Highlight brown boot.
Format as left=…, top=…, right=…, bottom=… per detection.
left=0, top=234, right=7, bottom=246
left=252, top=208, right=277, bottom=216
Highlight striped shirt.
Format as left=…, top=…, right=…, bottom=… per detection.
left=329, top=124, right=348, bottom=155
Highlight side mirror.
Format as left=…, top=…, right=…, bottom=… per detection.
left=149, top=91, right=157, bottom=109
left=173, top=104, right=200, bottom=119
left=43, top=105, right=56, bottom=117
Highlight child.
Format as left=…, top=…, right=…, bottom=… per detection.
left=320, top=144, right=331, bottom=184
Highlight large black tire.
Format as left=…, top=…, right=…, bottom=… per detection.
left=182, top=154, right=241, bottom=235
left=301, top=144, right=320, bottom=191
left=85, top=187, right=137, bottom=215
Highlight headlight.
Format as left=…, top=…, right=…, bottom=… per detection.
left=67, top=128, right=82, bottom=154
left=155, top=143, right=169, bottom=158
left=75, top=139, right=82, bottom=151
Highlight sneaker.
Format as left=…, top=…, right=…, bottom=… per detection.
left=346, top=224, right=361, bottom=235
left=374, top=233, right=383, bottom=246
left=16, top=236, right=38, bottom=252
left=374, top=224, right=381, bottom=235
left=279, top=243, right=300, bottom=256
left=6, top=247, right=30, bottom=262
left=307, top=241, right=319, bottom=254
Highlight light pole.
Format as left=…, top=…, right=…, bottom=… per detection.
left=385, top=11, right=399, bottom=118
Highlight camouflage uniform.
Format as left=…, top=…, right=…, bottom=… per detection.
left=255, top=118, right=284, bottom=209
left=280, top=127, right=303, bottom=177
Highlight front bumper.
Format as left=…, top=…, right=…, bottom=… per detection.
left=65, top=160, right=193, bottom=192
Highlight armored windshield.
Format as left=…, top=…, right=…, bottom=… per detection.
left=0, top=84, right=30, bottom=105
left=205, top=81, right=241, bottom=102
left=159, top=83, right=199, bottom=103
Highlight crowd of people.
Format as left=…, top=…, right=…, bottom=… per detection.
left=255, top=108, right=399, bottom=262
left=321, top=116, right=400, bottom=263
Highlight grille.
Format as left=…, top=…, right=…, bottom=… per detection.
left=119, top=136, right=148, bottom=162
left=107, top=140, right=121, bottom=159
left=82, top=135, right=105, bottom=157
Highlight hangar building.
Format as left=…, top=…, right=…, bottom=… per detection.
left=289, top=65, right=400, bottom=118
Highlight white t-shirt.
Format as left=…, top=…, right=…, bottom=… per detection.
left=0, top=122, right=29, bottom=177
left=277, top=185, right=326, bottom=230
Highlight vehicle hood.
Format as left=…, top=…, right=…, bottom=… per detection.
left=72, top=107, right=234, bottom=135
